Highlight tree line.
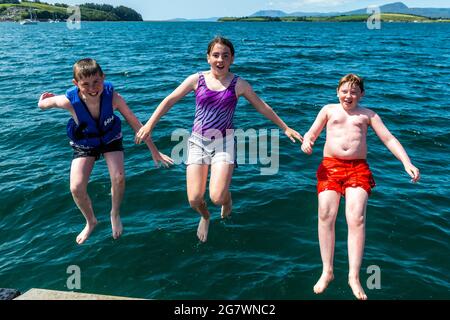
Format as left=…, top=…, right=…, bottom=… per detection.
left=0, top=1, right=143, bottom=21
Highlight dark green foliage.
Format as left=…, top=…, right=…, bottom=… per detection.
left=113, top=5, right=142, bottom=21
left=80, top=3, right=114, bottom=13
left=0, top=1, right=143, bottom=21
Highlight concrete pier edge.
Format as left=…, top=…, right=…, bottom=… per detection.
left=1, top=288, right=145, bottom=300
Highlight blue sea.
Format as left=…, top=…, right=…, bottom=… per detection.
left=0, top=21, right=449, bottom=300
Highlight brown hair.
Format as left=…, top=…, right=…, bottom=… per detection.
left=73, top=58, right=104, bottom=81
left=207, top=36, right=235, bottom=56
left=337, top=73, right=365, bottom=92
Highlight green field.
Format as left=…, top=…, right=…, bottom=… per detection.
left=219, top=13, right=450, bottom=23
left=320, top=13, right=431, bottom=22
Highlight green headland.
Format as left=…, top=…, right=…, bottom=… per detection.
left=0, top=0, right=142, bottom=21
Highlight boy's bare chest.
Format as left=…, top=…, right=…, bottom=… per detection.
left=328, top=113, right=369, bottom=130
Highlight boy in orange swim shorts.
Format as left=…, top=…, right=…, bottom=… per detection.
left=316, top=157, right=376, bottom=196
left=301, top=74, right=420, bottom=300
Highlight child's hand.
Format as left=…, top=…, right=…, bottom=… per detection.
left=404, top=163, right=420, bottom=183
left=38, top=92, right=55, bottom=105
left=135, top=124, right=151, bottom=144
left=284, top=127, right=303, bottom=143
left=38, top=92, right=57, bottom=109
left=150, top=150, right=174, bottom=168
left=39, top=92, right=55, bottom=101
left=140, top=134, right=173, bottom=167
left=301, top=138, right=314, bottom=155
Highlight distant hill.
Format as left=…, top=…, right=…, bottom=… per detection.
left=346, top=2, right=410, bottom=15
left=186, top=17, right=219, bottom=22
left=0, top=1, right=143, bottom=21
left=290, top=11, right=340, bottom=17
left=219, top=13, right=450, bottom=23
left=248, top=2, right=450, bottom=19
left=163, top=16, right=219, bottom=22
left=346, top=2, right=450, bottom=18
left=252, top=9, right=341, bottom=17
left=250, top=10, right=287, bottom=17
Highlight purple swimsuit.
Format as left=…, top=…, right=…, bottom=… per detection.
left=192, top=72, right=239, bottom=138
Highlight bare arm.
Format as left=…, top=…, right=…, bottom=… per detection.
left=113, top=92, right=174, bottom=167
left=38, top=92, right=72, bottom=110
left=301, top=105, right=329, bottom=155
left=239, top=79, right=303, bottom=143
left=370, top=112, right=420, bottom=182
left=135, top=74, right=198, bottom=144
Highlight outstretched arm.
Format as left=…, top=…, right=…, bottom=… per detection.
left=301, top=105, right=329, bottom=155
left=239, top=79, right=303, bottom=143
left=113, top=92, right=174, bottom=168
left=370, top=112, right=420, bottom=182
left=135, top=74, right=198, bottom=144
left=38, top=92, right=72, bottom=110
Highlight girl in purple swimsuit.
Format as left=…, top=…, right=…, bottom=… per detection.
left=136, top=37, right=303, bottom=242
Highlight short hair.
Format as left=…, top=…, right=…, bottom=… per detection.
left=337, top=73, right=365, bottom=93
left=207, top=36, right=235, bottom=56
left=73, top=58, right=104, bottom=81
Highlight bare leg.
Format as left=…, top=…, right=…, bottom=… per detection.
left=104, top=151, right=125, bottom=240
left=220, top=192, right=232, bottom=219
left=209, top=162, right=234, bottom=219
left=70, top=157, right=97, bottom=244
left=345, top=187, right=368, bottom=300
left=187, top=164, right=210, bottom=242
left=314, top=190, right=341, bottom=294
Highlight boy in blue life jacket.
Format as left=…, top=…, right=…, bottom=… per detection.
left=38, top=58, right=173, bottom=244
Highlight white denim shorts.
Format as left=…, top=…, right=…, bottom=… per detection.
left=185, top=132, right=237, bottom=166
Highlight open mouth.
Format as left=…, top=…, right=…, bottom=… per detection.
left=216, top=65, right=225, bottom=70
left=88, top=92, right=99, bottom=97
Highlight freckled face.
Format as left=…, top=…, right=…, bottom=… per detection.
left=337, top=82, right=364, bottom=110
left=207, top=43, right=234, bottom=75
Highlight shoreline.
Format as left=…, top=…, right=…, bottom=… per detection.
left=2, top=20, right=450, bottom=23
left=218, top=13, right=450, bottom=23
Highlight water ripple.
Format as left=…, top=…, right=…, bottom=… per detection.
left=0, top=21, right=448, bottom=299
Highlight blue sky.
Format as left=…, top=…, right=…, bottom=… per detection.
left=48, top=0, right=450, bottom=20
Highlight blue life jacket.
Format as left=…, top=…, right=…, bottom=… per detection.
left=66, top=81, right=122, bottom=149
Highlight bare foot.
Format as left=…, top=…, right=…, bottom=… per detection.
left=76, top=219, right=98, bottom=244
left=221, top=198, right=232, bottom=219
left=313, top=272, right=334, bottom=294
left=111, top=213, right=123, bottom=240
left=197, top=217, right=210, bottom=243
left=348, top=277, right=368, bottom=300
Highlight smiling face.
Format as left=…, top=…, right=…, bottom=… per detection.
left=207, top=43, right=234, bottom=76
left=337, top=82, right=365, bottom=111
left=73, top=73, right=105, bottom=101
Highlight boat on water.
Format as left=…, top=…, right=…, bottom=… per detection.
left=20, top=9, right=38, bottom=25
left=20, top=19, right=38, bottom=25
left=48, top=13, right=61, bottom=23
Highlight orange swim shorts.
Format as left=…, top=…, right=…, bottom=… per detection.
left=316, top=157, right=376, bottom=196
